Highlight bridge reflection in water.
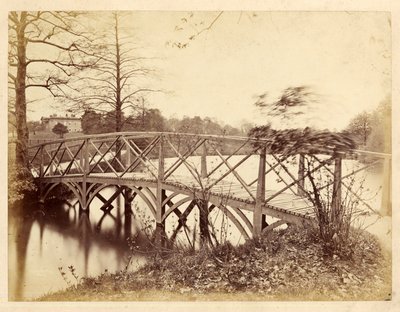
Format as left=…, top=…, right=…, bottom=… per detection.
left=28, top=132, right=392, bottom=245
left=9, top=189, right=151, bottom=301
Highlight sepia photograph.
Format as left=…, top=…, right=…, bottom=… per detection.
left=3, top=1, right=399, bottom=310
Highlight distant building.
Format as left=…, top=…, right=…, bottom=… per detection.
left=41, top=114, right=82, bottom=132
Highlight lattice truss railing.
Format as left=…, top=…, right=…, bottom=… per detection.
left=266, top=152, right=389, bottom=217
left=28, top=133, right=162, bottom=178
left=159, top=135, right=388, bottom=216
left=28, top=132, right=390, bottom=217
left=29, top=140, right=86, bottom=177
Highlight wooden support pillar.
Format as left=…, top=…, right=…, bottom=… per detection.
left=297, top=154, right=305, bottom=196
left=331, top=156, right=342, bottom=221
left=125, top=140, right=132, bottom=169
left=381, top=156, right=392, bottom=216
left=39, top=145, right=44, bottom=178
left=124, top=187, right=133, bottom=238
left=80, top=148, right=84, bottom=173
left=124, top=203, right=133, bottom=239
left=49, top=151, right=54, bottom=175
left=155, top=135, right=166, bottom=248
left=115, top=191, right=122, bottom=239
left=124, top=188, right=133, bottom=213
left=254, top=147, right=266, bottom=237
left=156, top=135, right=165, bottom=223
left=201, top=142, right=207, bottom=179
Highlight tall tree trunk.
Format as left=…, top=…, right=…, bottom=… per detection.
left=15, top=12, right=29, bottom=167
left=114, top=14, right=123, bottom=169
left=114, top=13, right=122, bottom=133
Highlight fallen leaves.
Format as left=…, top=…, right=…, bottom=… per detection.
left=39, top=226, right=391, bottom=301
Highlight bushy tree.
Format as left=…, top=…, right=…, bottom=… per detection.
left=27, top=121, right=45, bottom=135
left=81, top=109, right=103, bottom=134
left=366, top=97, right=391, bottom=153
left=52, top=122, right=69, bottom=138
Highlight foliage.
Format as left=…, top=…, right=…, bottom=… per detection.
left=8, top=163, right=37, bottom=205
left=81, top=110, right=103, bottom=134
left=27, top=121, right=45, bottom=135
left=166, top=12, right=224, bottom=49
left=124, top=108, right=166, bottom=132
left=251, top=85, right=361, bottom=256
left=166, top=12, right=259, bottom=50
left=248, top=125, right=356, bottom=155
left=366, top=97, right=391, bottom=152
left=52, top=122, right=69, bottom=138
left=58, top=265, right=80, bottom=289
left=345, top=111, right=372, bottom=146
left=81, top=108, right=168, bottom=134
left=81, top=108, right=244, bottom=137
left=249, top=124, right=360, bottom=256
left=254, top=86, right=319, bottom=128
left=304, top=157, right=364, bottom=256
left=38, top=226, right=391, bottom=301
left=345, top=96, right=391, bottom=152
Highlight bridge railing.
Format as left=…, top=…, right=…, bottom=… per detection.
left=28, top=132, right=392, bottom=229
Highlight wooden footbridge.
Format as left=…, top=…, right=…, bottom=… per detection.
left=28, top=132, right=391, bottom=240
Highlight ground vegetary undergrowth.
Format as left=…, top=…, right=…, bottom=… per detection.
left=39, top=226, right=391, bottom=301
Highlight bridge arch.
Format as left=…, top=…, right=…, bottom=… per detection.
left=40, top=181, right=85, bottom=208
left=161, top=195, right=252, bottom=240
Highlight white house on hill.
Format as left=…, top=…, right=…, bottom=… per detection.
left=41, top=114, right=82, bottom=132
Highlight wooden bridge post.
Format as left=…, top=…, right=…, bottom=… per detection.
left=155, top=134, right=166, bottom=247
left=297, top=154, right=305, bottom=196
left=49, top=151, right=54, bottom=175
left=39, top=145, right=44, bottom=178
left=381, top=156, right=392, bottom=216
left=201, top=141, right=207, bottom=179
left=254, top=147, right=266, bottom=237
left=124, top=188, right=133, bottom=213
left=80, top=148, right=84, bottom=173
left=332, top=156, right=342, bottom=221
left=124, top=191, right=133, bottom=239
left=125, top=139, right=131, bottom=169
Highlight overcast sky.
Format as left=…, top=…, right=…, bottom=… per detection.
left=26, top=11, right=391, bottom=131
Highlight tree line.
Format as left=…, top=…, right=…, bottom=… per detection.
left=80, top=108, right=246, bottom=136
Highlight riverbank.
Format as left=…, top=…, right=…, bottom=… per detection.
left=38, top=225, right=391, bottom=301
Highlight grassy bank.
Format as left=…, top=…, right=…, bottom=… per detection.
left=38, top=226, right=391, bottom=301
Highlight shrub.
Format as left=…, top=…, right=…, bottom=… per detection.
left=8, top=163, right=37, bottom=205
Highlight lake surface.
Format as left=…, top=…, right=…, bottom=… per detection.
left=8, top=155, right=386, bottom=300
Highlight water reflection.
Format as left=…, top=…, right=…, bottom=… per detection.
left=9, top=189, right=149, bottom=301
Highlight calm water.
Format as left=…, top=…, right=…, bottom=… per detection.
left=8, top=156, right=385, bottom=300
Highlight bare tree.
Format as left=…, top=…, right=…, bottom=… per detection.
left=67, top=12, right=160, bottom=133
left=167, top=11, right=259, bottom=49
left=345, top=111, right=373, bottom=147
left=8, top=11, right=95, bottom=166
